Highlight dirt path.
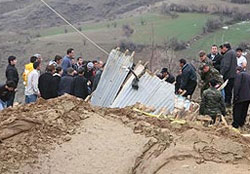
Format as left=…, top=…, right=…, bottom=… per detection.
left=18, top=114, right=152, bottom=174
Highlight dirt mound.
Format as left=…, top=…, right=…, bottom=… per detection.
left=1, top=95, right=250, bottom=173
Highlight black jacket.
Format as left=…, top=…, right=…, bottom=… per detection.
left=234, top=72, right=250, bottom=104
left=220, top=49, right=237, bottom=80
left=180, top=64, right=197, bottom=89
left=207, top=53, right=223, bottom=72
left=51, top=74, right=61, bottom=98
left=38, top=72, right=55, bottom=100
left=166, top=73, right=175, bottom=84
left=0, top=84, right=13, bottom=102
left=5, top=64, right=19, bottom=86
left=72, top=75, right=88, bottom=99
left=58, top=75, right=74, bottom=96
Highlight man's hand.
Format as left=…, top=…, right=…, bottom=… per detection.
left=178, top=89, right=183, bottom=94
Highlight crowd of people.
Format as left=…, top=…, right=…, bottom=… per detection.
left=157, top=42, right=249, bottom=128
left=0, top=43, right=250, bottom=129
left=0, top=48, right=104, bottom=110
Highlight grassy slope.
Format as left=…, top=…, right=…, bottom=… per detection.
left=181, top=21, right=250, bottom=58
left=39, top=13, right=215, bottom=45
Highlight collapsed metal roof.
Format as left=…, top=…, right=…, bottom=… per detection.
left=91, top=49, right=175, bottom=114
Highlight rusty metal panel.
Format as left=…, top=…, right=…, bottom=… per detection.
left=91, top=49, right=134, bottom=107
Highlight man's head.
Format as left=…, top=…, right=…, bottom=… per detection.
left=34, top=54, right=42, bottom=62
left=199, top=50, right=207, bottom=62
left=236, top=48, right=243, bottom=58
left=67, top=48, right=75, bottom=58
left=67, top=67, right=74, bottom=76
left=30, top=56, right=38, bottom=63
left=87, top=62, right=94, bottom=70
left=209, top=79, right=218, bottom=88
left=179, top=59, right=186, bottom=68
left=98, top=60, right=104, bottom=69
left=33, top=61, right=41, bottom=70
left=5, top=80, right=16, bottom=91
left=77, top=57, right=83, bottom=65
left=77, top=67, right=84, bottom=75
left=46, top=65, right=55, bottom=74
left=236, top=66, right=244, bottom=74
left=221, top=43, right=231, bottom=53
left=54, top=55, right=62, bottom=65
left=93, top=60, right=98, bottom=69
left=161, top=68, right=169, bottom=77
left=211, top=45, right=218, bottom=55
left=202, top=64, right=210, bottom=73
left=8, top=56, right=17, bottom=65
left=55, top=66, right=63, bottom=76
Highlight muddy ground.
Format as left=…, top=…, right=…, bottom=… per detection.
left=1, top=95, right=250, bottom=174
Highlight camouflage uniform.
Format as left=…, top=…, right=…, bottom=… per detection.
left=200, top=67, right=224, bottom=96
left=199, top=87, right=226, bottom=122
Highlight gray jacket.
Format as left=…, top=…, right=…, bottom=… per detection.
left=220, top=49, right=237, bottom=80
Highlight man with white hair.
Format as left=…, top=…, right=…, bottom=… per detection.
left=84, top=62, right=95, bottom=91
left=34, top=54, right=42, bottom=63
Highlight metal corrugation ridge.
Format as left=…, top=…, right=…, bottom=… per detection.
left=91, top=49, right=133, bottom=107
left=111, top=71, right=175, bottom=114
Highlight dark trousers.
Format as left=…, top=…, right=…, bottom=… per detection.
left=232, top=101, right=250, bottom=128
left=7, top=92, right=15, bottom=107
left=184, top=80, right=197, bottom=98
left=224, top=78, right=234, bottom=105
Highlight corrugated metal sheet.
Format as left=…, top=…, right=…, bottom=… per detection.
left=111, top=66, right=175, bottom=114
left=91, top=49, right=134, bottom=107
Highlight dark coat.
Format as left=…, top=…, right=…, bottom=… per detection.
left=5, top=64, right=19, bottom=86
left=175, top=74, right=182, bottom=93
left=234, top=72, right=250, bottom=104
left=220, top=49, right=237, bottom=80
left=207, top=53, right=223, bottom=72
left=0, top=84, right=14, bottom=102
left=72, top=75, right=89, bottom=99
left=166, top=73, right=175, bottom=84
left=38, top=72, right=55, bottom=100
left=51, top=74, right=61, bottom=98
left=58, top=75, right=74, bottom=96
left=180, top=63, right=197, bottom=96
left=92, top=69, right=103, bottom=91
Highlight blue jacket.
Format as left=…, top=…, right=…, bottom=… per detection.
left=61, top=56, right=72, bottom=76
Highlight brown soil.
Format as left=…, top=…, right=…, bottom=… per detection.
left=1, top=95, right=250, bottom=174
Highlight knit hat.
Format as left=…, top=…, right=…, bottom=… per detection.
left=87, top=62, right=94, bottom=69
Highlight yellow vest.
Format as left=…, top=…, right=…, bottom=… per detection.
left=22, top=63, right=34, bottom=86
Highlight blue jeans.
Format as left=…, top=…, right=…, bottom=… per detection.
left=0, top=99, right=7, bottom=111
left=25, top=94, right=38, bottom=104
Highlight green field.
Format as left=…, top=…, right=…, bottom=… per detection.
left=39, top=13, right=216, bottom=45
left=181, top=21, right=250, bottom=58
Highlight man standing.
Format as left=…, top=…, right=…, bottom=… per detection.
left=232, top=66, right=250, bottom=129
left=25, top=62, right=41, bottom=104
left=207, top=45, right=223, bottom=72
left=58, top=67, right=75, bottom=96
left=5, top=56, right=19, bottom=107
left=72, top=68, right=89, bottom=99
left=220, top=43, right=237, bottom=107
left=0, top=81, right=16, bottom=110
left=178, top=59, right=197, bottom=98
left=236, top=48, right=247, bottom=70
left=38, top=65, right=56, bottom=100
left=61, top=48, right=75, bottom=76
left=157, top=68, right=175, bottom=84
left=75, top=57, right=84, bottom=70
left=200, top=79, right=226, bottom=123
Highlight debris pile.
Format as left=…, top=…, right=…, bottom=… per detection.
left=1, top=95, right=250, bottom=173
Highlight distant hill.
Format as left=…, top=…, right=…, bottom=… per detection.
left=0, top=0, right=161, bottom=31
